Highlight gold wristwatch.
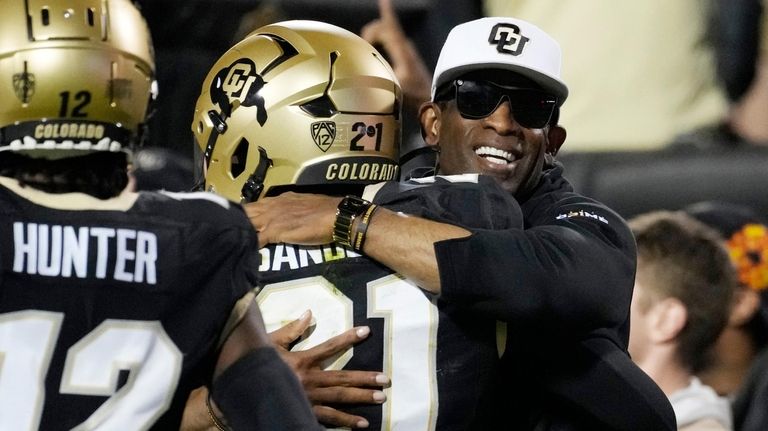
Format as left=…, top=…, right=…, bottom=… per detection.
left=333, top=195, right=373, bottom=247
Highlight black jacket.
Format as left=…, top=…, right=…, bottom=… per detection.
left=432, top=162, right=676, bottom=430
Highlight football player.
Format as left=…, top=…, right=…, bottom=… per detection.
left=193, top=20, right=522, bottom=430
left=0, top=1, right=324, bottom=429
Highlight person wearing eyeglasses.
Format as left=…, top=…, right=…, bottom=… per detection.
left=246, top=16, right=675, bottom=430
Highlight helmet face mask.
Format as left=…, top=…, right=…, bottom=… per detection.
left=0, top=0, right=156, bottom=159
left=192, top=20, right=402, bottom=203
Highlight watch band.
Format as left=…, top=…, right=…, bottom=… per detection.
left=333, top=195, right=373, bottom=248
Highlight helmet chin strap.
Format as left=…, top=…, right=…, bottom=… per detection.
left=240, top=146, right=272, bottom=203
left=203, top=110, right=228, bottom=170
left=190, top=110, right=227, bottom=193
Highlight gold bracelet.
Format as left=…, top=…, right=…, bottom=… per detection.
left=206, top=391, right=230, bottom=431
left=352, top=203, right=379, bottom=252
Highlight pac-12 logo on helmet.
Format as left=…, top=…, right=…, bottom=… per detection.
left=209, top=59, right=268, bottom=126
left=311, top=121, right=337, bottom=152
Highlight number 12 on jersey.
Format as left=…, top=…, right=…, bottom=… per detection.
left=0, top=310, right=181, bottom=430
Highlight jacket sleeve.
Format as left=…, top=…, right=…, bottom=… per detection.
left=435, top=195, right=636, bottom=336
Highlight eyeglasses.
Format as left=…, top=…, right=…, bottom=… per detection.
left=434, top=79, right=558, bottom=129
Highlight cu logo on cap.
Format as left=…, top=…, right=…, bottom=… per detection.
left=488, top=23, right=529, bottom=56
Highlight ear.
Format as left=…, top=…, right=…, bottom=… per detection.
left=649, top=297, right=688, bottom=343
left=546, top=125, right=566, bottom=155
left=419, top=102, right=441, bottom=149
left=729, top=287, right=761, bottom=326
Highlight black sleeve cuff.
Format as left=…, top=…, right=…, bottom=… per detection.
left=211, top=347, right=321, bottom=430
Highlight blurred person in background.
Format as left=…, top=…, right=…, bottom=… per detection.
left=629, top=211, right=737, bottom=431
left=685, top=201, right=768, bottom=431
left=484, top=0, right=727, bottom=151
left=728, top=0, right=768, bottom=146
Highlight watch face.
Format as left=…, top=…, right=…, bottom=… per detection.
left=340, top=196, right=369, bottom=214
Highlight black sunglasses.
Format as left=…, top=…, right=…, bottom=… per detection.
left=434, top=79, right=558, bottom=129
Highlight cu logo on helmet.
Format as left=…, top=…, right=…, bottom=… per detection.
left=488, top=23, right=529, bottom=56
left=223, top=62, right=260, bottom=99
left=210, top=59, right=268, bottom=126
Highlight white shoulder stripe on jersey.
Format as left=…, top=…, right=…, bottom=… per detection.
left=159, top=190, right=230, bottom=209
left=0, top=176, right=139, bottom=211
left=362, top=181, right=388, bottom=202
left=408, top=173, right=480, bottom=184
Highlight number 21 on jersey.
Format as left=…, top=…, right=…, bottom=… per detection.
left=258, top=274, right=440, bottom=431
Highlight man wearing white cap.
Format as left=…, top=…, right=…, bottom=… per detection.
left=248, top=16, right=676, bottom=430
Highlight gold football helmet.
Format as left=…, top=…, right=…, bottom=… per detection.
left=192, top=20, right=401, bottom=203
left=0, top=0, right=156, bottom=158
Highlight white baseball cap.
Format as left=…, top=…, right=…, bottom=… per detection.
left=432, top=17, right=568, bottom=105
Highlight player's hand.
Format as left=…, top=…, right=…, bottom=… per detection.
left=270, top=310, right=390, bottom=429
left=245, top=192, right=341, bottom=248
left=361, top=0, right=431, bottom=112
left=178, top=387, right=224, bottom=431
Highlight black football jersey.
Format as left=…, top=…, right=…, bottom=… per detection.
left=0, top=178, right=259, bottom=430
left=257, top=175, right=522, bottom=430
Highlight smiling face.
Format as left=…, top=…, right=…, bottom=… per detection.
left=420, top=70, right=565, bottom=197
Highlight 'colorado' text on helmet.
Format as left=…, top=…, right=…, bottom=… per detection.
left=0, top=0, right=156, bottom=158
